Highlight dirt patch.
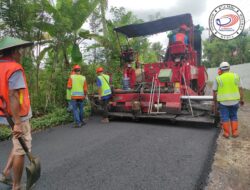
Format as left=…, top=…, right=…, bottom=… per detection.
left=205, top=103, right=250, bottom=190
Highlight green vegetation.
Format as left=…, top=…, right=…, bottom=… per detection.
left=0, top=1, right=165, bottom=138
left=31, top=108, right=73, bottom=130
left=203, top=33, right=250, bottom=68
left=0, top=1, right=162, bottom=115
left=0, top=99, right=92, bottom=141
left=0, top=107, right=77, bottom=141
left=244, top=89, right=250, bottom=103
left=0, top=126, right=11, bottom=141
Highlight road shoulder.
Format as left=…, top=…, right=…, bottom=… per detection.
left=205, top=103, right=250, bottom=190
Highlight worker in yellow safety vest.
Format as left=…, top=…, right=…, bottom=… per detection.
left=67, top=65, right=88, bottom=127
left=96, top=67, right=112, bottom=123
left=213, top=62, right=244, bottom=138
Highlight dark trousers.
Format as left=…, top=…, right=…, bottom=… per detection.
left=71, top=99, right=84, bottom=124
left=219, top=103, right=239, bottom=122
left=101, top=98, right=110, bottom=118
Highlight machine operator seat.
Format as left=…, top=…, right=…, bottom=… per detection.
left=167, top=41, right=189, bottom=63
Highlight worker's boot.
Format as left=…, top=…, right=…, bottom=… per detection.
left=222, top=122, right=230, bottom=138
left=231, top=121, right=239, bottom=138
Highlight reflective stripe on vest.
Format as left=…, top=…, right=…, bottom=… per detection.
left=98, top=74, right=111, bottom=97
left=0, top=59, right=30, bottom=117
left=70, top=75, right=85, bottom=98
left=216, top=72, right=240, bottom=102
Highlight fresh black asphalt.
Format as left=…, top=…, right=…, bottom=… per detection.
left=0, top=117, right=219, bottom=190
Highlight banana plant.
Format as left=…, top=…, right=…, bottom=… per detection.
left=33, top=0, right=101, bottom=110
left=35, top=0, right=101, bottom=67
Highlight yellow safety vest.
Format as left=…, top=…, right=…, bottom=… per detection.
left=216, top=72, right=240, bottom=102
left=71, top=74, right=86, bottom=98
left=97, top=74, right=111, bottom=97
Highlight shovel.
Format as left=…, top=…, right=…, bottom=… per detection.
left=0, top=96, right=41, bottom=190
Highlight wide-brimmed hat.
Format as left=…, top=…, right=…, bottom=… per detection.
left=0, top=36, right=33, bottom=52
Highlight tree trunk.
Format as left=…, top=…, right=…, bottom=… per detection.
left=100, top=0, right=110, bottom=64
left=63, top=47, right=70, bottom=68
left=35, top=44, right=41, bottom=94
left=45, top=45, right=59, bottom=111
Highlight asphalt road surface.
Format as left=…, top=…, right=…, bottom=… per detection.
left=0, top=117, right=219, bottom=190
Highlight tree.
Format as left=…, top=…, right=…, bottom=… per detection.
left=0, top=0, right=102, bottom=112
left=203, top=33, right=250, bottom=68
left=0, top=1, right=169, bottom=114
left=32, top=0, right=101, bottom=110
left=86, top=6, right=155, bottom=87
left=99, top=0, right=108, bottom=37
left=151, top=42, right=164, bottom=62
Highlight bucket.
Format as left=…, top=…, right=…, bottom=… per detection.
left=123, top=77, right=130, bottom=90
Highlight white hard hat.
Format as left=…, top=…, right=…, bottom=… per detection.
left=219, top=62, right=230, bottom=70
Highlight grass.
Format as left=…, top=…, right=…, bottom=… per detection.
left=0, top=126, right=12, bottom=140
left=0, top=108, right=73, bottom=141
left=243, top=89, right=250, bottom=103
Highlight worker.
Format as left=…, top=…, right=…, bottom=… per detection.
left=0, top=36, right=33, bottom=190
left=172, top=24, right=189, bottom=45
left=123, top=63, right=136, bottom=89
left=67, top=65, right=88, bottom=127
left=213, top=62, right=244, bottom=138
left=96, top=67, right=112, bottom=123
left=123, top=62, right=136, bottom=89
left=66, top=70, right=75, bottom=112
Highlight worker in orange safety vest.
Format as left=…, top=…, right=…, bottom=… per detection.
left=0, top=36, right=33, bottom=190
left=172, top=24, right=189, bottom=45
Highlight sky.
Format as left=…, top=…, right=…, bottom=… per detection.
left=108, top=0, right=250, bottom=47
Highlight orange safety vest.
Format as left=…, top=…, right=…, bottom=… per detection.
left=0, top=58, right=30, bottom=117
left=175, top=33, right=186, bottom=43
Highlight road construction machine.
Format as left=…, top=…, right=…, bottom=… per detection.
left=108, top=13, right=216, bottom=125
